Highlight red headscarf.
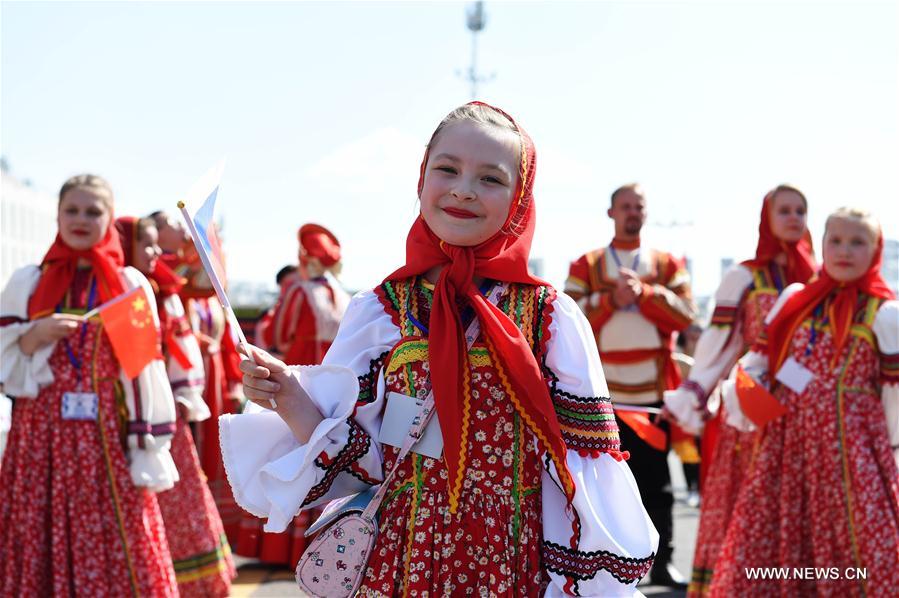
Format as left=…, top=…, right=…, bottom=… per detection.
left=385, top=102, right=575, bottom=513
left=299, top=223, right=341, bottom=267
left=115, top=216, right=185, bottom=330
left=29, top=212, right=126, bottom=319
left=766, top=225, right=895, bottom=374
left=741, top=187, right=817, bottom=284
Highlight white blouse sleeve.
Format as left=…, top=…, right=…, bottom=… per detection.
left=219, top=289, right=399, bottom=532
left=0, top=266, right=55, bottom=397
left=119, top=267, right=179, bottom=491
left=162, top=294, right=209, bottom=422
left=541, top=292, right=658, bottom=597
left=721, top=282, right=805, bottom=432
left=664, top=266, right=753, bottom=434
left=873, top=300, right=899, bottom=465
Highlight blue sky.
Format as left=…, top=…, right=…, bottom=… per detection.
left=2, top=1, right=897, bottom=296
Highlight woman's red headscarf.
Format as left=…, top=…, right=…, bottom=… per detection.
left=741, top=187, right=817, bottom=285
left=766, top=222, right=895, bottom=374
left=28, top=209, right=126, bottom=319
left=115, top=216, right=185, bottom=328
left=385, top=102, right=575, bottom=513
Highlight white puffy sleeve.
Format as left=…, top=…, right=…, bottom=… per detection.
left=541, top=292, right=658, bottom=597
left=0, top=266, right=55, bottom=397
left=118, top=267, right=179, bottom=491
left=663, top=266, right=752, bottom=434
left=161, top=294, right=208, bottom=422
left=721, top=282, right=805, bottom=432
left=219, top=289, right=399, bottom=532
left=873, top=300, right=899, bottom=466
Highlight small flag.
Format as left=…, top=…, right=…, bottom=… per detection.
left=735, top=365, right=787, bottom=427
left=616, top=409, right=667, bottom=451
left=178, top=160, right=227, bottom=284
left=94, top=286, right=160, bottom=379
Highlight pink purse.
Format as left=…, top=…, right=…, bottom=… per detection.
left=295, top=283, right=506, bottom=597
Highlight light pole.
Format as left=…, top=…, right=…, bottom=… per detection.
left=464, top=1, right=493, bottom=99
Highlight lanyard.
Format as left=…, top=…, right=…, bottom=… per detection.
left=804, top=303, right=828, bottom=357
left=406, top=278, right=494, bottom=337
left=609, top=244, right=640, bottom=272
left=58, top=278, right=98, bottom=389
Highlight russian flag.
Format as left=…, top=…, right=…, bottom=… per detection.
left=179, top=161, right=227, bottom=285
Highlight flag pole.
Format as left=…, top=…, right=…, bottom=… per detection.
left=178, top=200, right=276, bottom=408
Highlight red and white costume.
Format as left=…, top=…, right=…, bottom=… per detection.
left=709, top=235, right=899, bottom=596
left=221, top=103, right=657, bottom=595
left=116, top=217, right=235, bottom=595
left=0, top=225, right=179, bottom=596
left=661, top=192, right=817, bottom=596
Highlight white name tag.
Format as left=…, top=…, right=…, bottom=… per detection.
left=61, top=392, right=99, bottom=421
left=378, top=391, right=443, bottom=459
left=775, top=357, right=815, bottom=394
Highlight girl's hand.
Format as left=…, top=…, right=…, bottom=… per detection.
left=237, top=344, right=324, bottom=443
left=18, top=314, right=83, bottom=356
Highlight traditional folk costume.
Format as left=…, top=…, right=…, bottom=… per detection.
left=235, top=224, right=351, bottom=566
left=0, top=226, right=179, bottom=596
left=221, top=103, right=658, bottom=596
left=182, top=263, right=245, bottom=544
left=662, top=193, right=817, bottom=596
left=116, top=218, right=235, bottom=595
left=565, top=235, right=695, bottom=578
left=709, top=234, right=899, bottom=596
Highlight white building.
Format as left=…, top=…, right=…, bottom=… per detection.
left=1, top=168, right=57, bottom=288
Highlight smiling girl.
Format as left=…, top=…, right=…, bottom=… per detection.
left=710, top=207, right=899, bottom=596
left=220, top=103, right=658, bottom=596
left=0, top=175, right=180, bottom=596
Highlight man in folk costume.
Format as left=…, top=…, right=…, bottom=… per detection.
left=565, top=183, right=696, bottom=588
left=254, top=265, right=300, bottom=356
left=272, top=224, right=351, bottom=366
left=234, top=224, right=350, bottom=565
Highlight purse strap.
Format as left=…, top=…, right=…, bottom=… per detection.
left=361, top=281, right=507, bottom=521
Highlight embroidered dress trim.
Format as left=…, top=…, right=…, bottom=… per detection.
left=542, top=540, right=655, bottom=585
left=172, top=533, right=232, bottom=583
left=305, top=419, right=374, bottom=507
left=545, top=369, right=621, bottom=457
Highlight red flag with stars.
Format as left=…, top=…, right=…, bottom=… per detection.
left=95, top=286, right=160, bottom=379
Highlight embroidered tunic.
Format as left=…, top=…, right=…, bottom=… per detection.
left=565, top=245, right=695, bottom=405
left=713, top=285, right=899, bottom=596
left=0, top=266, right=179, bottom=597
left=221, top=278, right=658, bottom=596
left=663, top=263, right=787, bottom=596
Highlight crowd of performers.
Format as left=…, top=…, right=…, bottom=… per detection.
left=0, top=101, right=897, bottom=597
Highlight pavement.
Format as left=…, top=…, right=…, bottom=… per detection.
left=230, top=453, right=699, bottom=597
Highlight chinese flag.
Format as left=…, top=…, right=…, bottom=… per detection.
left=97, top=286, right=160, bottom=379
left=735, top=365, right=787, bottom=427
left=616, top=410, right=668, bottom=451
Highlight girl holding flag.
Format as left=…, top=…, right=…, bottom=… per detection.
left=116, top=216, right=235, bottom=596
left=0, top=175, right=179, bottom=596
left=710, top=208, right=899, bottom=596
left=219, top=103, right=657, bottom=596
left=661, top=185, right=817, bottom=596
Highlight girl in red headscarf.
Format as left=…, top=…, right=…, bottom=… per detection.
left=0, top=175, right=179, bottom=596
left=116, top=216, right=236, bottom=596
left=233, top=223, right=350, bottom=566
left=710, top=207, right=899, bottom=596
left=219, top=103, right=658, bottom=596
left=662, top=185, right=817, bottom=596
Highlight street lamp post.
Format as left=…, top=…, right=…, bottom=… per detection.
left=463, top=1, right=493, bottom=99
